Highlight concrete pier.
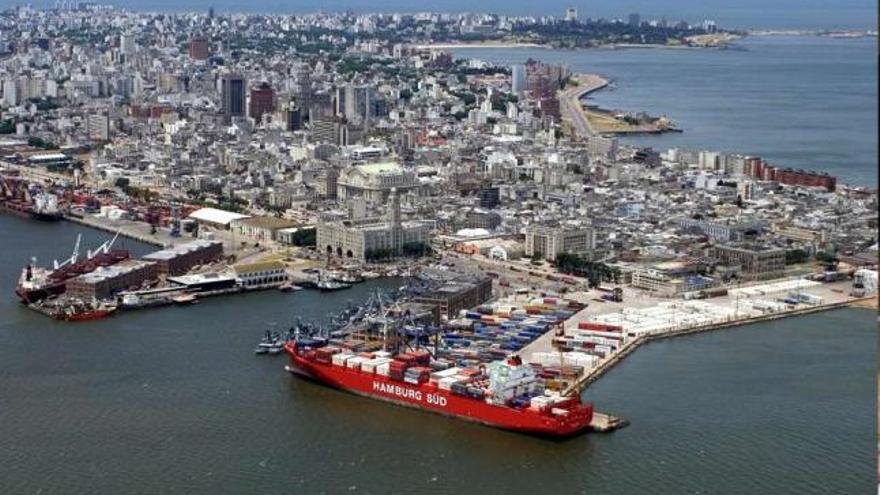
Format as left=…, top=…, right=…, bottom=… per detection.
left=561, top=295, right=874, bottom=397
left=65, top=214, right=171, bottom=247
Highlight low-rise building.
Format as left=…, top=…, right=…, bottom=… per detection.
left=233, top=260, right=288, bottom=288
left=230, top=216, right=299, bottom=242
left=524, top=223, right=596, bottom=261
left=631, top=262, right=716, bottom=296
left=710, top=243, right=786, bottom=281
left=676, top=218, right=763, bottom=243
left=412, top=276, right=493, bottom=319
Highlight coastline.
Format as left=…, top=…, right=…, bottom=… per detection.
left=748, top=29, right=877, bottom=38
left=416, top=42, right=547, bottom=50
left=423, top=36, right=743, bottom=52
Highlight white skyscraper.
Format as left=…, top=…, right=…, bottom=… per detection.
left=511, top=65, right=526, bottom=95
left=119, top=33, right=136, bottom=55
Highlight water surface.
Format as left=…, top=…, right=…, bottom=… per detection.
left=0, top=214, right=875, bottom=494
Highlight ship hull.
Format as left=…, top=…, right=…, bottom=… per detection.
left=15, top=283, right=65, bottom=304
left=31, top=211, right=63, bottom=222
left=286, top=345, right=593, bottom=437
left=64, top=309, right=114, bottom=322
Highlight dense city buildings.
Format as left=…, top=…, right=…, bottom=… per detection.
left=0, top=5, right=874, bottom=294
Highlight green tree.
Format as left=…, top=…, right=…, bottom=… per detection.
left=0, top=120, right=16, bottom=134
left=289, top=228, right=317, bottom=247
left=785, top=249, right=809, bottom=265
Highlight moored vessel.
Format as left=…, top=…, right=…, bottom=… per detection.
left=15, top=233, right=131, bottom=304
left=284, top=342, right=593, bottom=437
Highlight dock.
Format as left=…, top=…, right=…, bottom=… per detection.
left=558, top=294, right=874, bottom=397
left=65, top=213, right=171, bottom=247
left=512, top=278, right=874, bottom=403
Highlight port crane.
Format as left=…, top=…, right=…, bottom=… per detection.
left=52, top=234, right=81, bottom=270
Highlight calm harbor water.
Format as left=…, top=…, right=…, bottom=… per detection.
left=454, top=34, right=878, bottom=187
left=0, top=213, right=876, bottom=494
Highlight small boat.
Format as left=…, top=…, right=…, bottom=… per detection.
left=61, top=301, right=117, bottom=322
left=333, top=272, right=363, bottom=284
left=256, top=330, right=286, bottom=355
left=171, top=293, right=198, bottom=305
left=317, top=280, right=351, bottom=291
left=278, top=282, right=303, bottom=292
left=65, top=308, right=115, bottom=321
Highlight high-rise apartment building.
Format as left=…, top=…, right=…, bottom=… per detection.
left=249, top=82, right=276, bottom=122
left=220, top=74, right=246, bottom=122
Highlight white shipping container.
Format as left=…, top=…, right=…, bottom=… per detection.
left=346, top=356, right=368, bottom=369
left=332, top=353, right=354, bottom=366
left=376, top=362, right=391, bottom=376
left=362, top=357, right=392, bottom=373
left=573, top=329, right=623, bottom=340
left=438, top=376, right=460, bottom=390
left=430, top=367, right=461, bottom=381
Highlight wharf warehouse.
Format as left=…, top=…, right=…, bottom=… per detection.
left=66, top=260, right=159, bottom=300
left=142, top=240, right=224, bottom=276
left=187, top=207, right=250, bottom=230
left=167, top=272, right=238, bottom=292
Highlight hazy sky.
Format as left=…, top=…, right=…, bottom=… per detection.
left=4, top=0, right=878, bottom=30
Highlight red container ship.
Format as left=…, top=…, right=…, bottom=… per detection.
left=284, top=341, right=594, bottom=437
left=15, top=233, right=131, bottom=304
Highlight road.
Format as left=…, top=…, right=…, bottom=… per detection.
left=559, top=74, right=609, bottom=139
left=441, top=251, right=582, bottom=296
left=0, top=159, right=78, bottom=184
